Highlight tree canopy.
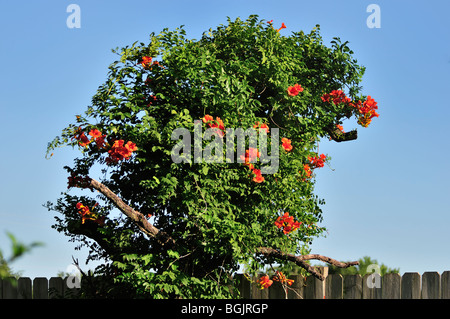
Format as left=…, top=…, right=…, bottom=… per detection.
left=46, top=15, right=379, bottom=298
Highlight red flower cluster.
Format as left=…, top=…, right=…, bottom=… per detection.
left=321, top=90, right=352, bottom=105
left=308, top=153, right=326, bottom=168
left=252, top=168, right=264, bottom=183
left=303, top=164, right=312, bottom=179
left=202, top=114, right=226, bottom=138
left=140, top=56, right=164, bottom=70
left=73, top=128, right=137, bottom=165
left=321, top=90, right=379, bottom=127
left=76, top=202, right=105, bottom=225
left=302, top=153, right=326, bottom=179
left=273, top=271, right=294, bottom=286
left=240, top=147, right=265, bottom=183
left=357, top=95, right=379, bottom=127
left=275, top=212, right=301, bottom=235
left=287, top=84, right=303, bottom=97
left=281, top=138, right=293, bottom=152
left=141, top=56, right=153, bottom=68
left=258, top=271, right=294, bottom=290
left=259, top=275, right=273, bottom=289
left=73, top=128, right=106, bottom=149
left=106, top=140, right=138, bottom=165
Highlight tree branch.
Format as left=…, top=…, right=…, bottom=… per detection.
left=256, top=247, right=359, bottom=281
left=83, top=179, right=357, bottom=280
left=325, top=125, right=357, bottom=142
left=88, top=178, right=175, bottom=248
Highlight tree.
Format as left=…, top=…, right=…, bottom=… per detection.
left=46, top=15, right=379, bottom=298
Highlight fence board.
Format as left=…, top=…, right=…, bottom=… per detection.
left=362, top=273, right=382, bottom=299
left=3, top=270, right=450, bottom=299
left=3, top=277, right=18, bottom=299
left=442, top=271, right=450, bottom=299
left=401, top=273, right=421, bottom=299
left=49, top=277, right=64, bottom=299
left=343, top=275, right=362, bottom=299
left=269, top=281, right=287, bottom=299
left=382, top=273, right=401, bottom=299
left=287, top=275, right=304, bottom=299
left=33, top=277, right=49, bottom=299
left=325, top=274, right=343, bottom=299
left=304, top=275, right=324, bottom=299
left=422, top=272, right=440, bottom=299
left=18, top=277, right=32, bottom=299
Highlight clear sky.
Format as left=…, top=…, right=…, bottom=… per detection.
left=1, top=0, right=449, bottom=279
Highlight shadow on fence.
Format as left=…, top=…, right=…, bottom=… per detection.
left=2, top=269, right=450, bottom=299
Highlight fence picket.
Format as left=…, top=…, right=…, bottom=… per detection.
left=287, top=275, right=304, bottom=299
left=49, top=277, right=64, bottom=299
left=304, top=274, right=324, bottom=299
left=2, top=277, right=18, bottom=299
left=18, top=277, right=32, bottom=299
left=422, top=272, right=440, bottom=299
left=382, top=273, right=401, bottom=299
left=362, top=273, right=382, bottom=299
left=442, top=271, right=450, bottom=299
left=325, top=274, right=343, bottom=299
left=343, top=275, right=362, bottom=299
left=401, top=273, right=421, bottom=299
left=33, top=277, right=49, bottom=299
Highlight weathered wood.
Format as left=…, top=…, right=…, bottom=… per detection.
left=326, top=274, right=343, bottom=299
left=33, top=277, right=49, bottom=299
left=49, top=277, right=64, bottom=299
left=2, top=277, right=18, bottom=299
left=287, top=275, right=304, bottom=299
left=362, top=273, right=382, bottom=299
left=422, top=272, right=440, bottom=299
left=441, top=271, right=450, bottom=299
left=269, top=281, right=287, bottom=299
left=382, top=273, right=401, bottom=299
left=343, top=275, right=362, bottom=299
left=18, top=277, right=32, bottom=299
left=401, top=273, right=421, bottom=299
left=305, top=274, right=324, bottom=299
left=4, top=271, right=450, bottom=299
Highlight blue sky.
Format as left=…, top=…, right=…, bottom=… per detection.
left=0, top=0, right=449, bottom=279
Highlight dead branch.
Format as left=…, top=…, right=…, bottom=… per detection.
left=256, top=247, right=359, bottom=281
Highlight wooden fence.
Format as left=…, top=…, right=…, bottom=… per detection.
left=2, top=270, right=450, bottom=299
left=236, top=270, right=450, bottom=299
left=0, top=277, right=80, bottom=299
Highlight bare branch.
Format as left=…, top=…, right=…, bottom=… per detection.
left=256, top=247, right=359, bottom=281
left=88, top=178, right=175, bottom=247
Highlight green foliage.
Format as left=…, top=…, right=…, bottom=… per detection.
left=0, top=232, right=43, bottom=279
left=46, top=15, right=372, bottom=298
